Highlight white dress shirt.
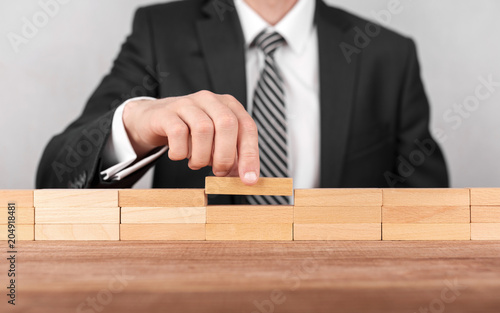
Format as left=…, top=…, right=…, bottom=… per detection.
left=101, top=0, right=320, bottom=189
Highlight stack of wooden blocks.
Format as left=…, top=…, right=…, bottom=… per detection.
left=119, top=189, right=207, bottom=240
left=471, top=189, right=500, bottom=240
left=34, top=190, right=120, bottom=240
left=205, top=177, right=293, bottom=240
left=294, top=189, right=382, bottom=240
left=1, top=178, right=500, bottom=241
left=0, top=190, right=34, bottom=240
left=382, top=189, right=471, bottom=240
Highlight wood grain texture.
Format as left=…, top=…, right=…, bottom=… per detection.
left=121, top=207, right=206, bottom=224
left=383, top=224, right=470, bottom=240
left=206, top=223, right=292, bottom=240
left=382, top=206, right=470, bottom=223
left=119, top=189, right=207, bottom=207
left=35, top=207, right=120, bottom=224
left=35, top=224, right=119, bottom=240
left=205, top=177, right=293, bottom=196
left=470, top=188, right=500, bottom=206
left=294, top=189, right=382, bottom=207
left=0, top=207, right=34, bottom=224
left=382, top=189, right=470, bottom=207
left=0, top=190, right=33, bottom=207
left=120, top=224, right=206, bottom=240
left=471, top=223, right=500, bottom=240
left=294, top=223, right=381, bottom=240
left=471, top=206, right=500, bottom=223
left=34, top=189, right=118, bottom=208
left=4, top=241, right=500, bottom=313
left=294, top=206, right=381, bottom=223
left=0, top=224, right=34, bottom=240
left=207, top=205, right=293, bottom=224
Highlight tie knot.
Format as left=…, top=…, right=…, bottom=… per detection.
left=254, top=31, right=285, bottom=56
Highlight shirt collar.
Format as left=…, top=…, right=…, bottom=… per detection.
left=234, top=0, right=316, bottom=55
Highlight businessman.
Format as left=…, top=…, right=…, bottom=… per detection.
left=36, top=0, right=449, bottom=204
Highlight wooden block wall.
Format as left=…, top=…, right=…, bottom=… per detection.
left=0, top=186, right=498, bottom=241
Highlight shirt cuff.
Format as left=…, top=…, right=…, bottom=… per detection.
left=100, top=97, right=168, bottom=181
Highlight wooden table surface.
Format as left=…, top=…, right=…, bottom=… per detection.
left=2, top=241, right=500, bottom=313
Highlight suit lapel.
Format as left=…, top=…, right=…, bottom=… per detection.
left=316, top=1, right=359, bottom=187
left=196, top=0, right=247, bottom=108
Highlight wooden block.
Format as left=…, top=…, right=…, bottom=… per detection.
left=382, top=206, right=470, bottom=223
left=0, top=224, right=34, bottom=240
left=471, top=223, right=500, bottom=240
left=293, top=224, right=381, bottom=240
left=35, top=224, right=119, bottom=240
left=294, top=206, right=381, bottom=223
left=471, top=206, right=500, bottom=223
left=35, top=207, right=119, bottom=224
left=120, top=224, right=206, bottom=240
left=0, top=190, right=34, bottom=208
left=382, top=189, right=470, bottom=207
left=121, top=207, right=206, bottom=224
left=35, top=190, right=118, bottom=208
left=470, top=188, right=500, bottom=206
left=294, top=189, right=382, bottom=207
left=206, top=224, right=292, bottom=240
left=207, top=205, right=293, bottom=224
left=205, top=177, right=293, bottom=196
left=119, top=189, right=206, bottom=207
left=382, top=224, right=470, bottom=240
left=0, top=207, right=34, bottom=224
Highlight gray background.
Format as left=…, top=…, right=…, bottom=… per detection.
left=1, top=0, right=499, bottom=189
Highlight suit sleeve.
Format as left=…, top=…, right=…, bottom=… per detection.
left=391, top=39, right=449, bottom=187
left=36, top=8, right=159, bottom=188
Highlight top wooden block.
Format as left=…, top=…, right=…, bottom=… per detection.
left=205, top=177, right=293, bottom=196
left=294, top=189, right=382, bottom=207
left=119, top=189, right=207, bottom=207
left=0, top=190, right=34, bottom=207
left=382, top=189, right=470, bottom=207
left=470, top=188, right=500, bottom=206
left=34, top=190, right=118, bottom=208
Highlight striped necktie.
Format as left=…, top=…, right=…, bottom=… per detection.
left=247, top=31, right=289, bottom=205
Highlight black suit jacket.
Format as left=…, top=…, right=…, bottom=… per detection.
left=36, top=0, right=449, bottom=197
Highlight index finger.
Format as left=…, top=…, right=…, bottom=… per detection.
left=221, top=96, right=260, bottom=185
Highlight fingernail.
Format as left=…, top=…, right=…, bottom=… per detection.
left=244, top=171, right=258, bottom=183
left=214, top=171, right=228, bottom=177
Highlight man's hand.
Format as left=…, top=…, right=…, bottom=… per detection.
left=122, top=90, right=260, bottom=185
